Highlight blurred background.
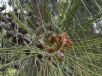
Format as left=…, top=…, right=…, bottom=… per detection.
left=0, top=0, right=102, bottom=76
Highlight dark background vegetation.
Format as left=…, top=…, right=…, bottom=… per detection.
left=0, top=0, right=102, bottom=76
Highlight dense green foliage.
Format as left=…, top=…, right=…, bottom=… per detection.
left=0, top=0, right=102, bottom=76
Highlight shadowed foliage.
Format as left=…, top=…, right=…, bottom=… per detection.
left=0, top=0, right=102, bottom=76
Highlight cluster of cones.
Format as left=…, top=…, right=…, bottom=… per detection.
left=43, top=32, right=73, bottom=60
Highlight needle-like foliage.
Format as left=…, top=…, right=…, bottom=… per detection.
left=0, top=0, right=102, bottom=76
